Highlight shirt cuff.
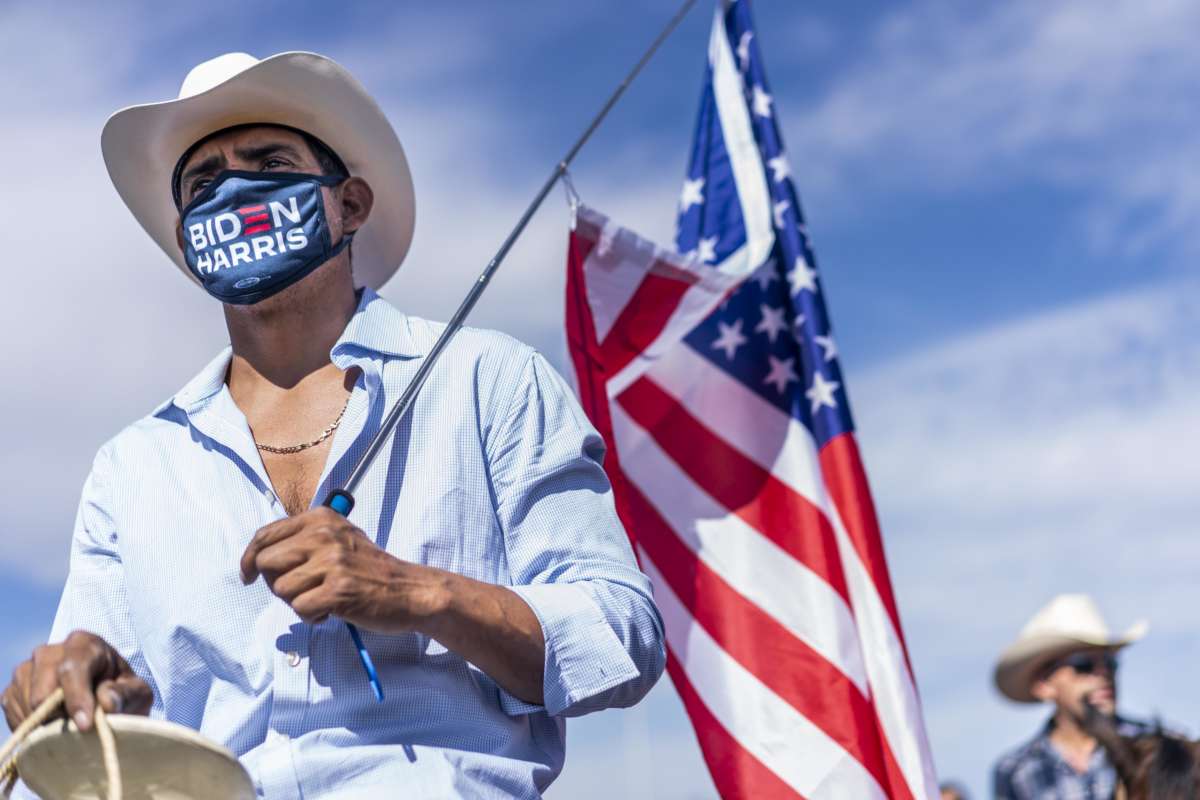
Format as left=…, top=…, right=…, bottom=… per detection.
left=503, top=583, right=641, bottom=717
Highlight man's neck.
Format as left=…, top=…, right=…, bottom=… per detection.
left=224, top=274, right=358, bottom=392
left=1048, top=708, right=1099, bottom=769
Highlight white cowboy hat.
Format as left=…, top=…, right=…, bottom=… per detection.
left=101, top=51, right=415, bottom=293
left=994, top=593, right=1148, bottom=703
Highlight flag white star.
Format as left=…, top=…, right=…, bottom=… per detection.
left=752, top=85, right=773, bottom=118
left=788, top=256, right=818, bottom=294
left=767, top=155, right=791, bottom=183
left=679, top=177, right=705, bottom=212
left=751, top=260, right=777, bottom=290
left=813, top=334, right=838, bottom=363
left=806, top=371, right=841, bottom=415
left=697, top=236, right=718, bottom=263
left=763, top=355, right=798, bottom=395
left=754, top=303, right=788, bottom=343
left=773, top=200, right=790, bottom=230
left=737, top=31, right=753, bottom=72
left=711, top=318, right=748, bottom=360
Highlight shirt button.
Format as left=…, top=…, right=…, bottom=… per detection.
left=287, top=651, right=302, bottom=667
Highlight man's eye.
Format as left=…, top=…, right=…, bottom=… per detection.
left=190, top=178, right=211, bottom=196
left=263, top=157, right=290, bottom=170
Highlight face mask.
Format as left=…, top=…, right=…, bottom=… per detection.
left=180, top=170, right=353, bottom=305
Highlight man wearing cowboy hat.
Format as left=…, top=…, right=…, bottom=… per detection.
left=992, top=594, right=1152, bottom=800
left=1, top=52, right=665, bottom=798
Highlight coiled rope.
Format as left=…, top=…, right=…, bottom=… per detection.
left=0, top=688, right=122, bottom=800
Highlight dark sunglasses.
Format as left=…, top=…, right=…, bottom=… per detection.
left=1056, top=653, right=1119, bottom=675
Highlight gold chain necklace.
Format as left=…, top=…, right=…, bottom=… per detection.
left=255, top=396, right=351, bottom=455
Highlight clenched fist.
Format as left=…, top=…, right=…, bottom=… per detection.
left=2, top=630, right=153, bottom=733
left=240, top=505, right=451, bottom=634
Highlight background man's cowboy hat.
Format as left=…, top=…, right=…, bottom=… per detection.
left=994, top=593, right=1148, bottom=703
left=101, top=51, right=415, bottom=292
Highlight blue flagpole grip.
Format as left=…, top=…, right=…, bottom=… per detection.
left=322, top=489, right=385, bottom=702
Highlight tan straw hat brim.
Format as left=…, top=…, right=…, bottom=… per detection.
left=16, top=714, right=254, bottom=800
left=101, top=51, right=415, bottom=293
left=993, top=620, right=1148, bottom=703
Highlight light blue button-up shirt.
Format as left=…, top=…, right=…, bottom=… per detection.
left=31, top=288, right=665, bottom=799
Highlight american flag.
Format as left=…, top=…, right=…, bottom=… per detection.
left=564, top=2, right=939, bottom=798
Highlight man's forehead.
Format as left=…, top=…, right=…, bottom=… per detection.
left=180, top=125, right=311, bottom=170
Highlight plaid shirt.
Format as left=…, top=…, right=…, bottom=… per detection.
left=993, top=716, right=1152, bottom=800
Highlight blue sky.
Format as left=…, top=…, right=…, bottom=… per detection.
left=3, top=1, right=1199, bottom=797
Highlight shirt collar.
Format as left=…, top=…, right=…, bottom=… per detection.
left=172, top=287, right=422, bottom=412
left=331, top=286, right=422, bottom=361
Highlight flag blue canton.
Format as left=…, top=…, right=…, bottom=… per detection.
left=675, top=0, right=854, bottom=449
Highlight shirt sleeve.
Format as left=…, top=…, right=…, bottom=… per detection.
left=487, top=351, right=666, bottom=718
left=46, top=444, right=161, bottom=710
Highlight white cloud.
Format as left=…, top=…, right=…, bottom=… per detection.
left=788, top=0, right=1200, bottom=259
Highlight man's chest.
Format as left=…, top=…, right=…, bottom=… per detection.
left=108, top=428, right=509, bottom=660
left=259, top=438, right=334, bottom=516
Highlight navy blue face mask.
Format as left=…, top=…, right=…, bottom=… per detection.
left=180, top=170, right=353, bottom=305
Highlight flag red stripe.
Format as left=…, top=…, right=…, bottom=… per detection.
left=880, top=737, right=918, bottom=800
left=617, top=376, right=851, bottom=603
left=818, top=433, right=911, bottom=667
left=623, top=477, right=891, bottom=788
left=566, top=229, right=612, bottom=462
left=243, top=224, right=270, bottom=235
left=665, top=643, right=806, bottom=800
left=565, top=230, right=644, bottom=548
left=596, top=270, right=692, bottom=378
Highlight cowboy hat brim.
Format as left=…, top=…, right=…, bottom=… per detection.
left=17, top=714, right=255, bottom=799
left=101, top=51, right=414, bottom=293
left=993, top=620, right=1148, bottom=703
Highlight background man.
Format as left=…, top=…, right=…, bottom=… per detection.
left=1, top=51, right=665, bottom=799
left=992, top=593, right=1150, bottom=800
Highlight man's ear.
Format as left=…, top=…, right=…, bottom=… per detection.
left=337, top=177, right=374, bottom=236
left=1030, top=678, right=1056, bottom=703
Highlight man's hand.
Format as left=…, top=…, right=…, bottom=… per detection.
left=1, top=631, right=153, bottom=733
left=240, top=506, right=450, bottom=634
left=241, top=507, right=547, bottom=705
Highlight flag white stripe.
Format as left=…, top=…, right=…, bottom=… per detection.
left=639, top=343, right=938, bottom=797
left=607, top=276, right=739, bottom=397
left=642, top=554, right=889, bottom=800
left=707, top=6, right=775, bottom=277
left=643, top=340, right=833, bottom=508
left=832, top=525, right=941, bottom=797
left=611, top=401, right=870, bottom=693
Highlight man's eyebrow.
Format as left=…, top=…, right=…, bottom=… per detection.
left=233, top=143, right=306, bottom=164
left=180, top=154, right=224, bottom=184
